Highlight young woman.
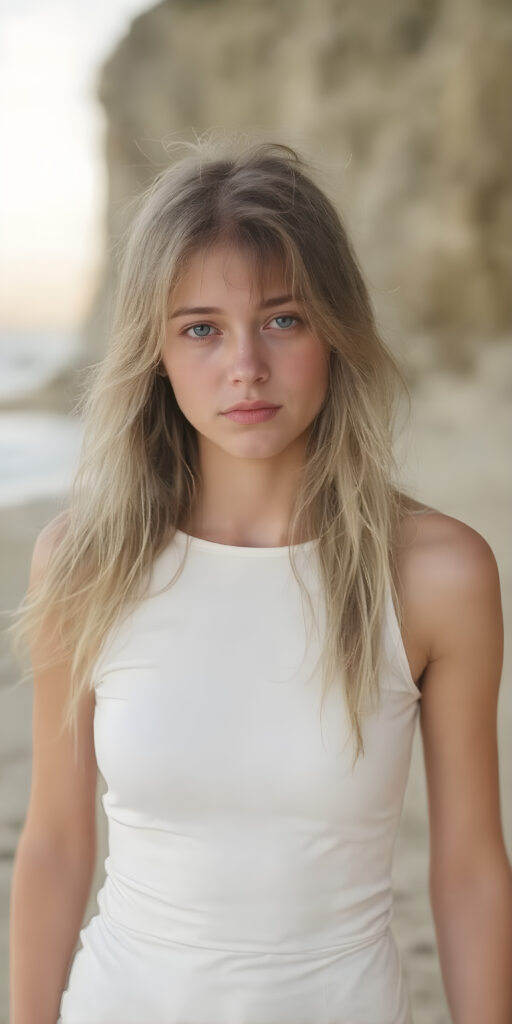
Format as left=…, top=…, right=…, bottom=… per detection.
left=8, top=135, right=512, bottom=1024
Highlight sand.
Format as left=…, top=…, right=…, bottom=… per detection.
left=1, top=343, right=511, bottom=1024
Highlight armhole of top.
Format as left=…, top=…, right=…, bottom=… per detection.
left=385, top=579, right=423, bottom=700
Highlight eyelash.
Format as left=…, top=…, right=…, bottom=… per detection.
left=181, top=314, right=302, bottom=340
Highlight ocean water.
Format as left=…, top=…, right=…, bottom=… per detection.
left=0, top=411, right=84, bottom=507
left=0, top=330, right=84, bottom=507
left=0, top=329, right=82, bottom=403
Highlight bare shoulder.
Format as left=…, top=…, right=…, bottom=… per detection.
left=20, top=507, right=97, bottom=863
left=26, top=511, right=72, bottom=626
left=396, top=500, right=507, bottom=877
left=34, top=509, right=71, bottom=557
left=394, top=497, right=502, bottom=690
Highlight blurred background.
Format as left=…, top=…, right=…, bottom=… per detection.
left=1, top=1, right=510, bottom=1022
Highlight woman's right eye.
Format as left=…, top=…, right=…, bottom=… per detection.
left=183, top=323, right=217, bottom=339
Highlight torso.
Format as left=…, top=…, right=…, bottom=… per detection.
left=179, top=495, right=450, bottom=697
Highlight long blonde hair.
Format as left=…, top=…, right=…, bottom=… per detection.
left=4, top=131, right=418, bottom=770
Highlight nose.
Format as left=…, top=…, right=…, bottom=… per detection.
left=227, top=333, right=270, bottom=384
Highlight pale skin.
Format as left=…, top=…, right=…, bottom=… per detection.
left=161, top=243, right=331, bottom=547
left=11, top=243, right=512, bottom=1024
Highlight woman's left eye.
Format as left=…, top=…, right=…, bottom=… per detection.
left=270, top=315, right=300, bottom=329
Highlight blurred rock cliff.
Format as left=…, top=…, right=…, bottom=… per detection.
left=78, top=0, right=512, bottom=378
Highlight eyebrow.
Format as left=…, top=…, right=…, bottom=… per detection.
left=169, top=294, right=297, bottom=319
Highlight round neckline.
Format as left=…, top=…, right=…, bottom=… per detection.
left=173, top=527, right=319, bottom=556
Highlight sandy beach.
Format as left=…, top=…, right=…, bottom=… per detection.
left=1, top=343, right=511, bottom=1024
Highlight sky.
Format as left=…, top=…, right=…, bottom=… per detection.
left=0, top=0, right=156, bottom=332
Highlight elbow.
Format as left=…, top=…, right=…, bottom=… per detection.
left=429, top=850, right=512, bottom=911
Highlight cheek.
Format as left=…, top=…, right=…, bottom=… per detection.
left=284, top=346, right=329, bottom=398
left=163, top=355, right=217, bottom=412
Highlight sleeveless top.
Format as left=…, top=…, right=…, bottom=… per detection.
left=58, top=528, right=422, bottom=1024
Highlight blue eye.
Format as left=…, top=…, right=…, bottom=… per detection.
left=271, top=315, right=298, bottom=329
left=185, top=323, right=215, bottom=338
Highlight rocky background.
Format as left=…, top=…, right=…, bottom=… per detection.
left=81, top=0, right=512, bottom=376
left=1, top=1, right=511, bottom=1022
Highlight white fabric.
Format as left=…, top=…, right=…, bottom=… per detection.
left=58, top=529, right=422, bottom=1024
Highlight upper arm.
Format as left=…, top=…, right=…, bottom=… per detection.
left=417, top=520, right=506, bottom=885
left=18, top=514, right=97, bottom=866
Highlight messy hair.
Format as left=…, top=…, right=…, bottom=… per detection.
left=5, top=130, right=422, bottom=770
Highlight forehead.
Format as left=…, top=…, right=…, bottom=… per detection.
left=170, top=241, right=293, bottom=303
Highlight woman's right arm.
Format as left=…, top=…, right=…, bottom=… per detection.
left=9, top=517, right=97, bottom=1024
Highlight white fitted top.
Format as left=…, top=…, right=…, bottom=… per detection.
left=58, top=529, right=422, bottom=1024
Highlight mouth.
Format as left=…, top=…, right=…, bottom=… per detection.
left=221, top=402, right=280, bottom=413
left=221, top=406, right=281, bottom=423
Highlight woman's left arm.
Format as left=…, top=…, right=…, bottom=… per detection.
left=417, top=521, right=512, bottom=1024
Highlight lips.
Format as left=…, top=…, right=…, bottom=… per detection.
left=222, top=406, right=281, bottom=424
left=222, top=401, right=280, bottom=413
